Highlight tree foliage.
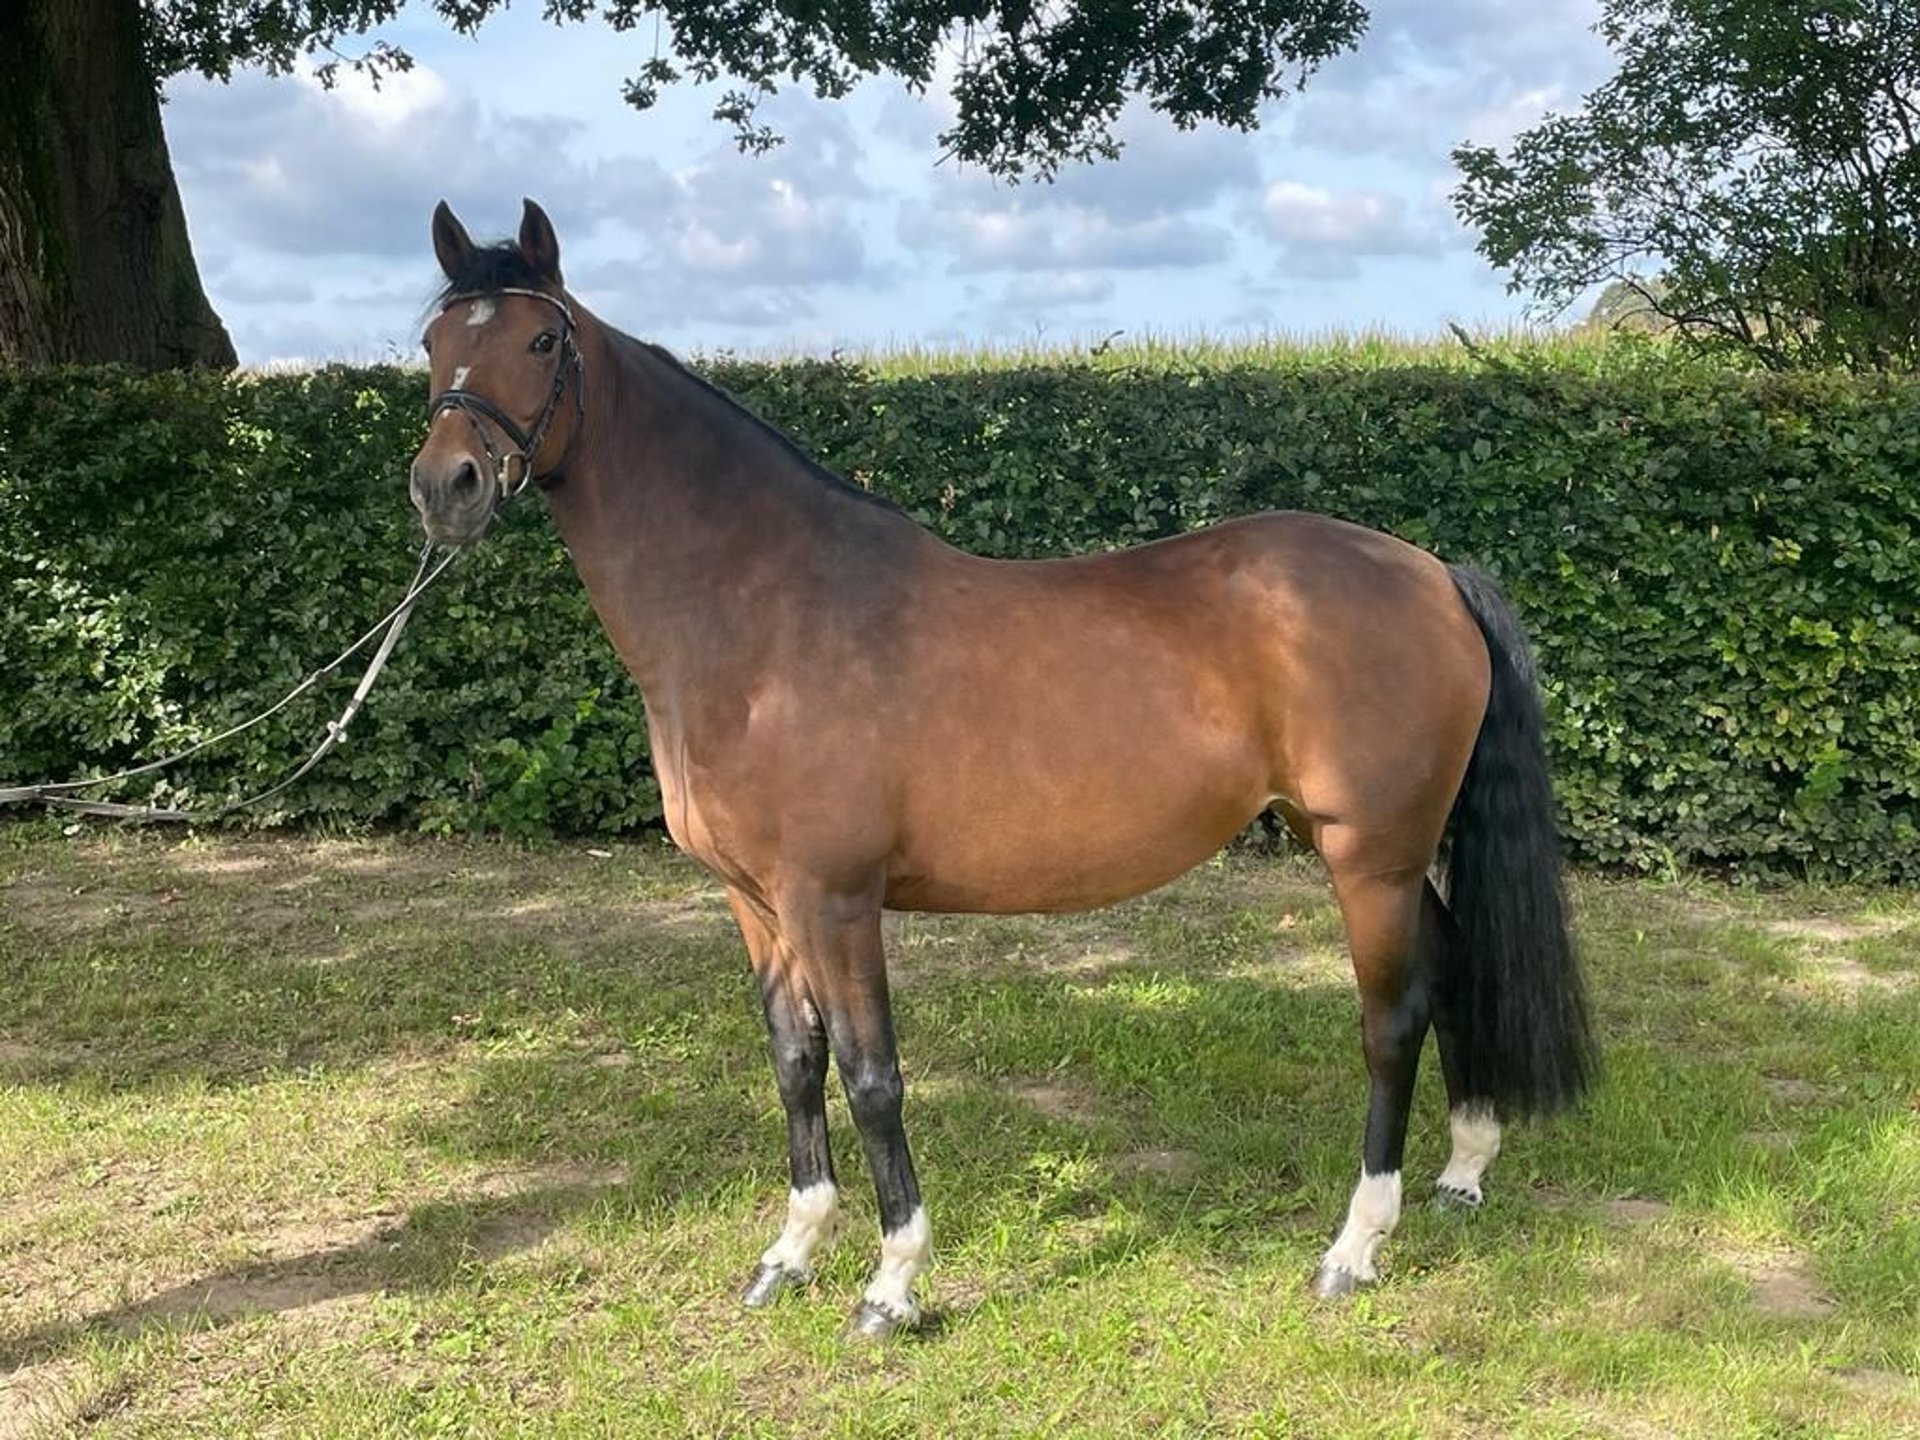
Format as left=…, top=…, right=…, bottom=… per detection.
left=1453, top=0, right=1920, bottom=370
left=140, top=0, right=1368, bottom=177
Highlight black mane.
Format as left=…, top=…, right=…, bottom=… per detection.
left=632, top=338, right=908, bottom=518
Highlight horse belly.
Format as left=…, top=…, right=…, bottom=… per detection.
left=883, top=738, right=1270, bottom=915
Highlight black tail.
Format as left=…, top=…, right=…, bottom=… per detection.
left=1442, top=566, right=1597, bottom=1118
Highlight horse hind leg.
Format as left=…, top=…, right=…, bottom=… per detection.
left=1427, top=879, right=1503, bottom=1207
left=1313, top=860, right=1441, bottom=1298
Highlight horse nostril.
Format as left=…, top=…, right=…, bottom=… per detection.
left=452, top=460, right=483, bottom=498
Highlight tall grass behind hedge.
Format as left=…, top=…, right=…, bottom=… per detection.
left=2, top=348, right=1916, bottom=877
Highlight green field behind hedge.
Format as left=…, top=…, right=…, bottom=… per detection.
left=2, top=338, right=1917, bottom=878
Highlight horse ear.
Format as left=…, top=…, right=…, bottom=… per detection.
left=517, top=198, right=562, bottom=282
left=432, top=200, right=474, bottom=281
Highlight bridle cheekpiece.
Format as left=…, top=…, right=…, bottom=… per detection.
left=426, top=286, right=586, bottom=506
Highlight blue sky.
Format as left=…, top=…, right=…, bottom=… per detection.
left=162, top=1, right=1615, bottom=365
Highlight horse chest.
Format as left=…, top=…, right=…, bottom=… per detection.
left=645, top=706, right=779, bottom=887
left=651, top=730, right=727, bottom=868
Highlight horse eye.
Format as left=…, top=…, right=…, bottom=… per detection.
left=531, top=331, right=557, bottom=355
left=421, top=335, right=433, bottom=356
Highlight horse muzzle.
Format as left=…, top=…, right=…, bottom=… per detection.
left=409, top=451, right=500, bottom=546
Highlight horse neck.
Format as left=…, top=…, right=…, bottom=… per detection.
left=541, top=321, right=921, bottom=695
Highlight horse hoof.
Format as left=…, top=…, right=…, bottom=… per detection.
left=1434, top=1180, right=1484, bottom=1209
left=846, top=1300, right=912, bottom=1341
left=1311, top=1262, right=1366, bottom=1300
left=741, top=1262, right=804, bottom=1309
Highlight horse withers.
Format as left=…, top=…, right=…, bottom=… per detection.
left=408, top=199, right=1596, bottom=1338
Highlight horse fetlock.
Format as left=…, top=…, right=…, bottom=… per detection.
left=857, top=1205, right=931, bottom=1329
left=1434, top=1104, right=1500, bottom=1209
left=1316, top=1169, right=1401, bottom=1295
left=759, top=1180, right=839, bottom=1275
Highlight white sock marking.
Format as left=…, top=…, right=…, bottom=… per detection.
left=862, top=1205, right=931, bottom=1323
left=760, top=1181, right=838, bottom=1275
left=1321, top=1169, right=1402, bottom=1282
left=465, top=298, right=496, bottom=327
left=1437, top=1105, right=1502, bottom=1202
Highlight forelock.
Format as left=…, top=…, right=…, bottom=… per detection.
left=432, top=242, right=556, bottom=308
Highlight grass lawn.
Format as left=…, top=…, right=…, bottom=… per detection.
left=0, top=827, right=1914, bottom=1437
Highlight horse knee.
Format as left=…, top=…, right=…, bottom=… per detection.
left=1362, top=978, right=1431, bottom=1060
left=770, top=1037, right=827, bottom=1104
left=841, top=1062, right=904, bottom=1130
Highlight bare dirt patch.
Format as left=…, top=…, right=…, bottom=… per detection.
left=1603, top=1198, right=1671, bottom=1225
left=1049, top=942, right=1143, bottom=983
left=164, top=850, right=281, bottom=878
left=139, top=1271, right=372, bottom=1328
left=3, top=1160, right=627, bottom=1378
left=467, top=1160, right=628, bottom=1201
left=1697, top=1234, right=1837, bottom=1322
left=0, top=1357, right=88, bottom=1439
left=1744, top=1259, right=1836, bottom=1321
left=1762, top=916, right=1902, bottom=944
left=1762, top=1075, right=1831, bottom=1104
left=1113, top=1148, right=1201, bottom=1179
left=1786, top=954, right=1910, bottom=995
left=1754, top=914, right=1919, bottom=995
left=1830, top=1367, right=1917, bottom=1401
left=1538, top=1190, right=1672, bottom=1225
left=1007, top=1078, right=1106, bottom=1126
left=0, top=875, right=134, bottom=940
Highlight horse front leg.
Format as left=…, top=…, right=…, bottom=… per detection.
left=730, top=891, right=841, bottom=1309
left=835, top=1009, right=927, bottom=1338
left=781, top=883, right=929, bottom=1339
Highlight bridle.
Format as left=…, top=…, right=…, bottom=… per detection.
left=426, top=286, right=587, bottom=505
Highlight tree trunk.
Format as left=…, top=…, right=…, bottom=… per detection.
left=0, top=0, right=235, bottom=369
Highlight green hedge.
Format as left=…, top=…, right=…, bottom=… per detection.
left=3, top=356, right=1917, bottom=879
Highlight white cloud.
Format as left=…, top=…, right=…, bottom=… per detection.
left=899, top=106, right=1259, bottom=275
left=1457, top=85, right=1570, bottom=150
left=642, top=106, right=874, bottom=288
left=908, top=205, right=1233, bottom=273
left=1338, top=0, right=1608, bottom=83
left=1259, top=181, right=1446, bottom=278
left=159, top=0, right=1604, bottom=360
left=1002, top=272, right=1116, bottom=309
left=1263, top=182, right=1417, bottom=250
left=1288, top=0, right=1610, bottom=163
left=165, top=58, right=888, bottom=351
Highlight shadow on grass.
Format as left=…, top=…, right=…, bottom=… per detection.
left=0, top=1174, right=626, bottom=1377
